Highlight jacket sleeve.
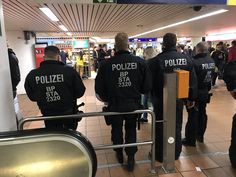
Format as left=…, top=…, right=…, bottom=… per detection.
left=188, top=63, right=198, bottom=101
left=73, top=69, right=86, bottom=98
left=95, top=62, right=108, bottom=102
left=24, top=72, right=37, bottom=101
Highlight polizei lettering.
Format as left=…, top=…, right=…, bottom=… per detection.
left=112, top=63, right=137, bottom=71
left=164, top=58, right=187, bottom=67
left=35, top=74, right=64, bottom=84
left=202, top=63, right=215, bottom=70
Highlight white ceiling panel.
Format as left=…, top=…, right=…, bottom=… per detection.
left=2, top=0, right=236, bottom=38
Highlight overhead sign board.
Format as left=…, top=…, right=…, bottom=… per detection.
left=117, top=0, right=235, bottom=5
left=93, top=0, right=116, bottom=3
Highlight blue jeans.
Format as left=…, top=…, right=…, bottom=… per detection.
left=141, top=94, right=149, bottom=119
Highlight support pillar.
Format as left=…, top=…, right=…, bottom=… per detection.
left=0, top=0, right=17, bottom=131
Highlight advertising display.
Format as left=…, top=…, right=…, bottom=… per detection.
left=73, top=40, right=89, bottom=49
left=34, top=44, right=47, bottom=68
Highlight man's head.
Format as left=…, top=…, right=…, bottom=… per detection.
left=162, top=33, right=177, bottom=50
left=232, top=40, right=236, bottom=46
left=216, top=43, right=222, bottom=51
left=195, top=42, right=208, bottom=54
left=44, top=46, right=60, bottom=61
left=115, top=32, right=129, bottom=51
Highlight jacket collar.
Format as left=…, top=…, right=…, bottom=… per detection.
left=115, top=50, right=130, bottom=55
left=194, top=53, right=208, bottom=59
left=40, top=60, right=65, bottom=66
left=162, top=47, right=177, bottom=53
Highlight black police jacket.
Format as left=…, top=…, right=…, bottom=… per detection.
left=95, top=50, right=152, bottom=110
left=193, top=53, right=215, bottom=100
left=148, top=48, right=198, bottom=118
left=24, top=60, right=86, bottom=116
left=223, top=61, right=236, bottom=91
left=8, top=49, right=21, bottom=95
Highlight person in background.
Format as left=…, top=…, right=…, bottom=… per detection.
left=140, top=46, right=155, bottom=123
left=97, top=44, right=108, bottom=68
left=93, top=46, right=98, bottom=72
left=111, top=48, right=116, bottom=57
left=223, top=60, right=236, bottom=168
left=182, top=42, right=215, bottom=146
left=8, top=48, right=21, bottom=99
left=207, top=41, right=215, bottom=54
left=228, top=40, right=236, bottom=63
left=211, top=43, right=227, bottom=87
left=25, top=46, right=85, bottom=130
left=8, top=48, right=21, bottom=128
left=148, top=33, right=197, bottom=162
left=95, top=32, right=151, bottom=171
left=60, top=48, right=68, bottom=64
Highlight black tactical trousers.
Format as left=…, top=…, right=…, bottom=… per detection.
left=109, top=101, right=140, bottom=156
left=44, top=119, right=78, bottom=130
left=185, top=106, right=198, bottom=143
left=111, top=114, right=138, bottom=156
left=185, top=101, right=207, bottom=142
left=197, top=101, right=208, bottom=139
left=155, top=100, right=183, bottom=162
left=229, top=114, right=236, bottom=168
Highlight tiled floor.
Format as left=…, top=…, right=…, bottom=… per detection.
left=17, top=79, right=236, bottom=177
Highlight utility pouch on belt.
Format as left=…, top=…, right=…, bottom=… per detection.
left=207, top=93, right=213, bottom=103
left=137, top=104, right=144, bottom=130
left=103, top=106, right=112, bottom=126
left=74, top=102, right=84, bottom=122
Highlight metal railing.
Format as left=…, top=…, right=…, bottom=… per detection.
left=18, top=109, right=162, bottom=174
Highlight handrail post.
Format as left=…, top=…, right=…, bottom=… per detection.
left=163, top=73, right=176, bottom=173
left=18, top=110, right=158, bottom=174
left=150, top=110, right=157, bottom=174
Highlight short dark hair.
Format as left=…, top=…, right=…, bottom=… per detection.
left=44, top=46, right=60, bottom=58
left=232, top=40, right=236, bottom=46
left=163, top=33, right=177, bottom=49
left=115, top=32, right=129, bottom=51
left=196, top=42, right=208, bottom=53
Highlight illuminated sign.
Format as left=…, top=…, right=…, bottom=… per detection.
left=117, top=0, right=235, bottom=5
left=93, top=0, right=116, bottom=3
left=129, top=38, right=157, bottom=42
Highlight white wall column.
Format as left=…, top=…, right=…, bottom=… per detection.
left=0, top=0, right=17, bottom=131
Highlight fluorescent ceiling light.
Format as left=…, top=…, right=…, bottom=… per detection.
left=130, top=9, right=228, bottom=38
left=66, top=32, right=72, bottom=36
left=206, top=32, right=236, bottom=41
left=59, top=25, right=68, bottom=31
left=39, top=7, right=59, bottom=22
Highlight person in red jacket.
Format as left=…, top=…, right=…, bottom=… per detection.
left=228, top=40, right=236, bottom=62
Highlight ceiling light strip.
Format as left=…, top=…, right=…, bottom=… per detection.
left=59, top=25, right=69, bottom=31
left=130, top=9, right=228, bottom=38
left=39, top=7, right=59, bottom=22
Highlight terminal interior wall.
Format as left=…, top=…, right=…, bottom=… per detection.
left=6, top=30, right=36, bottom=94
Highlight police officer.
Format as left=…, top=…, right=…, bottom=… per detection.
left=182, top=42, right=215, bottom=146
left=24, top=46, right=85, bottom=130
left=148, top=33, right=197, bottom=162
left=223, top=60, right=236, bottom=168
left=95, top=32, right=151, bottom=171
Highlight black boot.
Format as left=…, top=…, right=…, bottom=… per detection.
left=116, top=151, right=123, bottom=164
left=182, top=138, right=196, bottom=147
left=127, top=156, right=135, bottom=172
